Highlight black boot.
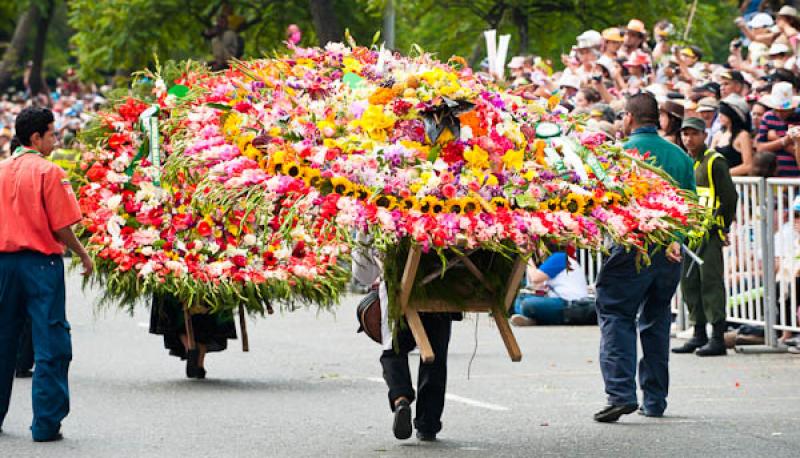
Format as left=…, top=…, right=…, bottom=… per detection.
left=672, top=324, right=708, bottom=354
left=696, top=322, right=727, bottom=356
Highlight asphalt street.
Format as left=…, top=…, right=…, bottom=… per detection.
left=1, top=269, right=800, bottom=457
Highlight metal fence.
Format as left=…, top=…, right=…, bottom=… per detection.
left=579, top=177, right=800, bottom=347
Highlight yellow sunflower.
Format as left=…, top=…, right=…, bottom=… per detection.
left=461, top=196, right=481, bottom=214
left=372, top=194, right=397, bottom=209
left=330, top=176, right=353, bottom=196
left=490, top=197, right=510, bottom=211
left=353, top=185, right=370, bottom=200
left=399, top=196, right=418, bottom=212
left=301, top=167, right=321, bottom=187
left=282, top=161, right=302, bottom=178
left=419, top=195, right=440, bottom=214
left=562, top=193, right=586, bottom=214
left=444, top=199, right=463, bottom=214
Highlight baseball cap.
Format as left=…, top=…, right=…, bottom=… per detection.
left=680, top=117, right=706, bottom=132
left=693, top=81, right=721, bottom=99
left=577, top=30, right=602, bottom=49
left=720, top=70, right=746, bottom=84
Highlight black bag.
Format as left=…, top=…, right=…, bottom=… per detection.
left=356, top=289, right=382, bottom=344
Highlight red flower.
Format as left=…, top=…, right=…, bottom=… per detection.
left=197, top=221, right=213, bottom=237
left=231, top=255, right=248, bottom=267
left=108, top=133, right=129, bottom=150
left=86, top=163, right=108, bottom=182
left=263, top=251, right=277, bottom=267
left=441, top=141, right=465, bottom=164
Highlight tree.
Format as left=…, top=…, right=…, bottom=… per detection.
left=309, top=0, right=343, bottom=46
left=29, top=0, right=56, bottom=95
left=0, top=3, right=39, bottom=90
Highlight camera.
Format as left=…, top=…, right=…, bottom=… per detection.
left=592, top=74, right=602, bottom=82
left=732, top=39, right=742, bottom=49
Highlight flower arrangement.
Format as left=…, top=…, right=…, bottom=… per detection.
left=74, top=46, right=701, bottom=314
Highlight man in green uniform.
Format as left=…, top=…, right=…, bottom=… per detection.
left=673, top=117, right=738, bottom=356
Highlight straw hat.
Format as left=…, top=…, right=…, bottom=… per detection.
left=779, top=6, right=798, bottom=18
left=601, top=27, right=624, bottom=42
left=720, top=95, right=750, bottom=124
left=626, top=19, right=646, bottom=35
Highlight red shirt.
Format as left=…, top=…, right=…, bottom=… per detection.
left=0, top=153, right=82, bottom=255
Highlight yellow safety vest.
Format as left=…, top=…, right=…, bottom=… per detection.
left=693, top=149, right=725, bottom=239
left=49, top=148, right=81, bottom=174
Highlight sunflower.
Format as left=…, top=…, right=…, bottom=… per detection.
left=330, top=176, right=353, bottom=196
left=399, top=196, right=418, bottom=212
left=419, top=195, right=439, bottom=214
left=461, top=196, right=481, bottom=214
left=546, top=198, right=561, bottom=212
left=301, top=167, right=321, bottom=187
left=353, top=185, right=370, bottom=200
left=603, top=192, right=621, bottom=207
left=373, top=194, right=398, bottom=209
left=562, top=193, right=586, bottom=215
left=444, top=199, right=463, bottom=214
left=283, top=161, right=302, bottom=178
left=490, top=196, right=510, bottom=211
left=583, top=196, right=597, bottom=214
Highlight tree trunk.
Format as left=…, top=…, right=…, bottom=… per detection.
left=28, top=0, right=55, bottom=96
left=308, top=0, right=343, bottom=46
left=0, top=5, right=39, bottom=91
left=512, top=7, right=528, bottom=55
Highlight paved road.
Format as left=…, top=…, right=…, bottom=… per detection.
left=2, top=270, right=800, bottom=457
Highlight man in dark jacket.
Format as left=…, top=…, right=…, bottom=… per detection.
left=673, top=117, right=738, bottom=356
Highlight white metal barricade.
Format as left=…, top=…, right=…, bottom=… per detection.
left=767, top=178, right=800, bottom=337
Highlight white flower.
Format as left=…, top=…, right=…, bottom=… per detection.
left=105, top=194, right=123, bottom=211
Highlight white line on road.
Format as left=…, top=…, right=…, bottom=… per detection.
left=363, top=377, right=510, bottom=411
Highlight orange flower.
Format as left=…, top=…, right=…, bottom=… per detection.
left=368, top=87, right=396, bottom=105
left=534, top=139, right=546, bottom=165
left=458, top=110, right=487, bottom=137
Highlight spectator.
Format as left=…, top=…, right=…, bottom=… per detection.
left=575, top=87, right=602, bottom=111
left=696, top=97, right=720, bottom=139
left=601, top=28, right=624, bottom=60
left=711, top=96, right=754, bottom=175
left=720, top=70, right=748, bottom=98
left=659, top=100, right=685, bottom=150
left=621, top=19, right=648, bottom=58
left=510, top=252, right=593, bottom=327
left=756, top=81, right=800, bottom=177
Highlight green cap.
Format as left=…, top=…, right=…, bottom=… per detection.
left=680, top=117, right=706, bottom=132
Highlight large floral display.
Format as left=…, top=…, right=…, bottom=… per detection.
left=74, top=44, right=701, bottom=314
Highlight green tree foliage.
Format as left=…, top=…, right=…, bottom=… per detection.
left=0, top=0, right=741, bottom=85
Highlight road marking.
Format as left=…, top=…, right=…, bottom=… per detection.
left=137, top=322, right=149, bottom=328
left=363, top=377, right=510, bottom=411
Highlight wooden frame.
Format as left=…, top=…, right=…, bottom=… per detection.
left=398, top=245, right=526, bottom=363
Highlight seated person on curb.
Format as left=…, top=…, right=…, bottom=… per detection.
left=510, top=252, right=593, bottom=326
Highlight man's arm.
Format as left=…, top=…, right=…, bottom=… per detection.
left=712, top=159, right=738, bottom=233
left=54, top=226, right=93, bottom=276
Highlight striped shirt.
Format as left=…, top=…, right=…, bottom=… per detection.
left=757, top=111, right=800, bottom=177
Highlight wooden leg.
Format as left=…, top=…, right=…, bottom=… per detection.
left=238, top=304, right=249, bottom=352
left=406, top=307, right=435, bottom=363
left=493, top=305, right=522, bottom=362
left=399, top=246, right=436, bottom=362
left=503, top=257, right=528, bottom=312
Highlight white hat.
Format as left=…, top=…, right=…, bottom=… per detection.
left=762, top=81, right=798, bottom=110
left=576, top=30, right=602, bottom=49
left=749, top=12, right=774, bottom=29
left=779, top=6, right=798, bottom=18
left=595, top=55, right=615, bottom=76
left=769, top=43, right=791, bottom=56
left=507, top=56, right=526, bottom=69
left=558, top=73, right=581, bottom=90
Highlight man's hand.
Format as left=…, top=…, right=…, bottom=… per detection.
left=666, top=242, right=683, bottom=263
left=79, top=253, right=94, bottom=277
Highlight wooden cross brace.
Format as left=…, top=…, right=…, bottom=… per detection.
left=399, top=245, right=525, bottom=363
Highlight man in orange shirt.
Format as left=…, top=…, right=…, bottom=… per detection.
left=0, top=107, right=93, bottom=442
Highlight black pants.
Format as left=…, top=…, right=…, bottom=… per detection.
left=380, top=313, right=452, bottom=435
left=16, top=317, right=34, bottom=373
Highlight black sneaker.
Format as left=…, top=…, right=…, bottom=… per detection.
left=416, top=431, right=437, bottom=441
left=15, top=369, right=33, bottom=378
left=392, top=400, right=412, bottom=440
left=593, top=404, right=638, bottom=422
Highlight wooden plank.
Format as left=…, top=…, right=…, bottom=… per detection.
left=493, top=305, right=522, bottom=362
left=503, top=257, right=527, bottom=311
left=406, top=307, right=435, bottom=363
left=399, top=246, right=422, bottom=313
left=457, top=254, right=496, bottom=293
left=413, top=299, right=492, bottom=313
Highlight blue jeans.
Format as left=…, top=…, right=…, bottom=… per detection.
left=514, top=294, right=567, bottom=325
left=595, top=246, right=680, bottom=415
left=0, top=252, right=71, bottom=440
